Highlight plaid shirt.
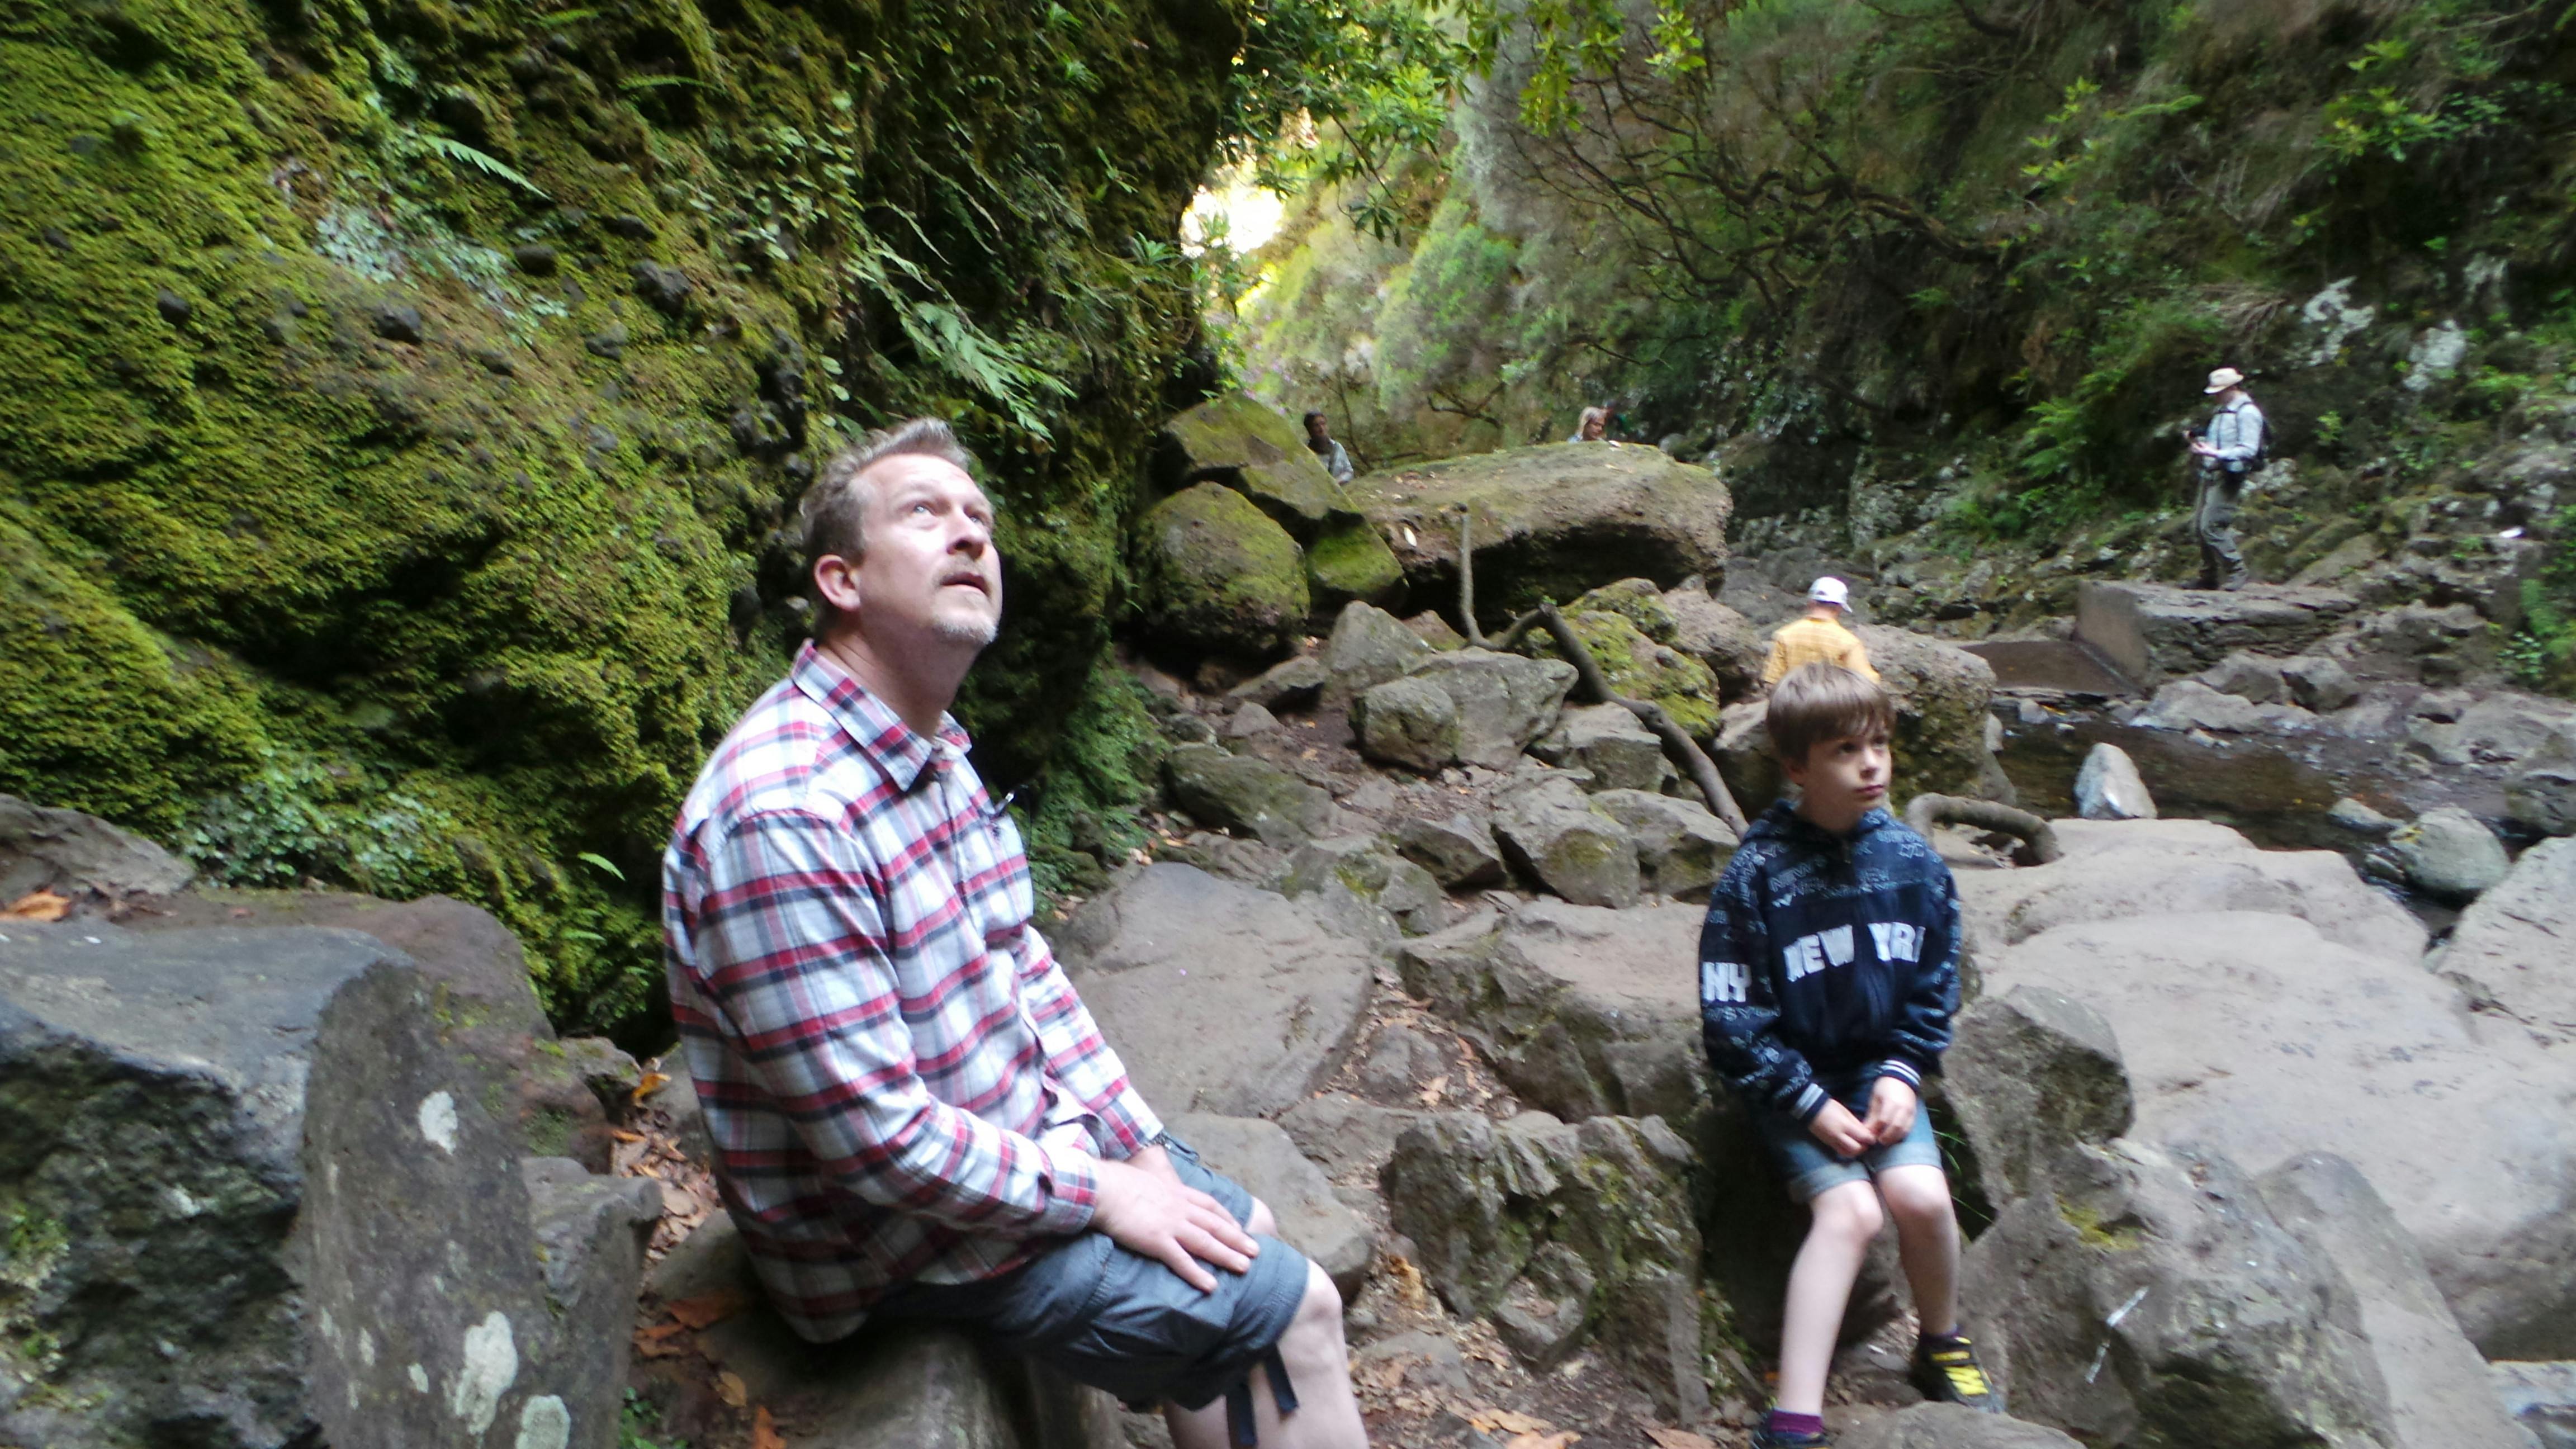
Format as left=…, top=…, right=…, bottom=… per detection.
left=662, top=642, right=1163, bottom=1341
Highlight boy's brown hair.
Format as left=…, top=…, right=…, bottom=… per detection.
left=1768, top=662, right=1896, bottom=765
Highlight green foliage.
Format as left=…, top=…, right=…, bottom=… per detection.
left=1229, top=1, right=1482, bottom=239
left=407, top=134, right=552, bottom=200
left=619, top=1391, right=689, bottom=1449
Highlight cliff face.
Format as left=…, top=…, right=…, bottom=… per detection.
left=0, top=0, right=1242, bottom=1024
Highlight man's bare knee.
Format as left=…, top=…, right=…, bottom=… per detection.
left=1278, top=1261, right=1348, bottom=1370
left=1245, top=1197, right=1277, bottom=1238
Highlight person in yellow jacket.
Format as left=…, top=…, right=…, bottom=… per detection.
left=1761, top=577, right=1879, bottom=688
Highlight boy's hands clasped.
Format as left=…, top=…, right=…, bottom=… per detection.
left=1808, top=1076, right=1920, bottom=1159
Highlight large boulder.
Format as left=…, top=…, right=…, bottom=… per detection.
left=0, top=922, right=654, bottom=1449
left=1531, top=702, right=1679, bottom=793
left=1663, top=585, right=1770, bottom=700
left=1154, top=392, right=1352, bottom=541
left=1304, top=515, right=1406, bottom=615
left=1162, top=742, right=1333, bottom=849
left=1166, top=1112, right=1374, bottom=1300
left=1523, top=608, right=1722, bottom=739
left=1387, top=812, right=1507, bottom=889
left=2260, top=1153, right=2534, bottom=1449
left=1403, top=650, right=1579, bottom=768
left=2435, top=836, right=2576, bottom=1039
left=1136, top=482, right=1310, bottom=659
left=1962, top=1138, right=2394, bottom=1449
left=1279, top=835, right=1446, bottom=939
left=2075, top=580, right=2361, bottom=686
left=1351, top=676, right=1462, bottom=773
left=1968, top=898, right=2576, bottom=1357
left=1954, top=817, right=2426, bottom=967
left=1589, top=789, right=1737, bottom=899
left=2386, top=804, right=2511, bottom=903
left=1381, top=1110, right=1731, bottom=1418
left=1054, top=864, right=1379, bottom=1118
left=1489, top=773, right=1640, bottom=908
left=1944, top=987, right=2133, bottom=1210
left=2494, top=1362, right=2576, bottom=1449
left=0, top=790, right=192, bottom=909
left=1851, top=624, right=2009, bottom=806
left=1355, top=443, right=1732, bottom=622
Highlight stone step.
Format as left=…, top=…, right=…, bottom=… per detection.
left=2073, top=579, right=2359, bottom=686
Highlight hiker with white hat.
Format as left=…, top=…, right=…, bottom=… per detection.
left=1761, top=576, right=1881, bottom=688
left=2185, top=366, right=2266, bottom=590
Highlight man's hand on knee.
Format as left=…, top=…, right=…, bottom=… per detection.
left=1093, top=1157, right=1261, bottom=1293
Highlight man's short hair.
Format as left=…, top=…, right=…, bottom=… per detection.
left=1768, top=663, right=1896, bottom=766
left=1303, top=411, right=1327, bottom=428
left=801, top=418, right=978, bottom=572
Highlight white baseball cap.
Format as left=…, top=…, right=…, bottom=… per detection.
left=1807, top=576, right=1850, bottom=608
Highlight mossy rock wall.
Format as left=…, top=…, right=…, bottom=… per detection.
left=0, top=0, right=1243, bottom=1027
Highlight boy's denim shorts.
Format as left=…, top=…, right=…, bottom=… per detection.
left=1756, top=1074, right=1944, bottom=1203
left=870, top=1134, right=1311, bottom=1414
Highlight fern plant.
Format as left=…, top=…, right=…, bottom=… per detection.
left=411, top=132, right=551, bottom=201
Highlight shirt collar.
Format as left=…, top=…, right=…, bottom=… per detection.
left=789, top=641, right=972, bottom=793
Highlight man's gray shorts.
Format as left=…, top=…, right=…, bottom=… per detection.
left=871, top=1136, right=1311, bottom=1420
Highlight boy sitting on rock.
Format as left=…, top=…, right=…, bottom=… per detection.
left=1698, top=662, right=1997, bottom=1447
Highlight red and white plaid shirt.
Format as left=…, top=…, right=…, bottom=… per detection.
left=662, top=642, right=1163, bottom=1341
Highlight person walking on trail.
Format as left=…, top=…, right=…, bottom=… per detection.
left=1699, top=664, right=2000, bottom=1448
left=661, top=418, right=1369, bottom=1449
left=1761, top=577, right=1879, bottom=688
left=1569, top=405, right=1611, bottom=442
left=1303, top=410, right=1354, bottom=485
left=2187, top=366, right=2266, bottom=591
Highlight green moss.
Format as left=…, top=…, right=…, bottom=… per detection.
left=0, top=0, right=1248, bottom=1030
left=1528, top=610, right=1721, bottom=738
left=1305, top=514, right=1404, bottom=609
left=1137, top=482, right=1311, bottom=657
left=2058, top=1195, right=2146, bottom=1251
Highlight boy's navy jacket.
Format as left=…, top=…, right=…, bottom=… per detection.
left=1699, top=799, right=1962, bottom=1123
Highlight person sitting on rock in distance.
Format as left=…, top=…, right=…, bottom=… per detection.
left=661, top=419, right=1369, bottom=1449
left=1568, top=404, right=1611, bottom=442
left=2185, top=365, right=2266, bottom=591
left=1760, top=577, right=1879, bottom=690
left=1699, top=663, right=1999, bottom=1447
left=1302, top=410, right=1355, bottom=486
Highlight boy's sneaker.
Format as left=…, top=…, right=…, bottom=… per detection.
left=1911, top=1332, right=2001, bottom=1413
left=1751, top=1429, right=1834, bottom=1449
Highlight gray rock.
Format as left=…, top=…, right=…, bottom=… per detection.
left=2493, top=1361, right=2576, bottom=1449
left=1838, top=1405, right=2084, bottom=1449
left=1403, top=649, right=1579, bottom=768
left=2402, top=690, right=2575, bottom=769
left=1228, top=654, right=1329, bottom=711
left=1352, top=1330, right=1471, bottom=1397
left=2072, top=742, right=2156, bottom=821
left=2260, top=1153, right=2532, bottom=1449
left=1489, top=773, right=1639, bottom=908
left=1945, top=987, right=2133, bottom=1209
left=1531, top=703, right=1675, bottom=793
left=1388, top=812, right=1506, bottom=889
left=0, top=923, right=650, bottom=1449
left=1352, top=676, right=1462, bottom=773
left=666, top=1220, right=1120, bottom=1449
left=1276, top=1093, right=1429, bottom=1180
left=1168, top=1112, right=1374, bottom=1300
left=2328, top=797, right=2397, bottom=835
left=2508, top=719, right=2576, bottom=836
left=1322, top=601, right=1434, bottom=704
left=2074, top=580, right=2360, bottom=687
left=1357, top=1023, right=1446, bottom=1097
left=2194, top=651, right=2286, bottom=703
left=2138, top=678, right=2323, bottom=735
left=2389, top=805, right=2511, bottom=903
left=1963, top=1138, right=2392, bottom=1449
left=1957, top=817, right=2426, bottom=967
left=1588, top=788, right=1737, bottom=898
left=1381, top=1110, right=1723, bottom=1418
left=0, top=792, right=192, bottom=907
left=1280, top=836, right=1444, bottom=937
left=2280, top=654, right=2360, bottom=713
left=1711, top=699, right=1783, bottom=818
left=1057, top=864, right=1377, bottom=1117
left=2436, top=836, right=2576, bottom=1039
left=1850, top=625, right=2011, bottom=807
left=1663, top=586, right=1769, bottom=700
left=519, top=1159, right=665, bottom=1417
left=1163, top=742, right=1333, bottom=849
left=1224, top=701, right=1285, bottom=738
left=370, top=302, right=424, bottom=343
left=629, top=259, right=693, bottom=315
left=1966, top=893, right=2576, bottom=1357
left=1137, top=483, right=1311, bottom=660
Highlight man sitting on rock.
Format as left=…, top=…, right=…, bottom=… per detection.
left=1303, top=410, right=1355, bottom=485
left=1699, top=664, right=1998, bottom=1447
left=1759, top=577, right=1879, bottom=690
left=662, top=419, right=1368, bottom=1449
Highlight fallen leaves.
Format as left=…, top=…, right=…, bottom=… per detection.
left=3, top=891, right=68, bottom=922
left=664, top=1288, right=751, bottom=1330
left=1645, top=1429, right=1720, bottom=1449
left=1416, top=1073, right=1449, bottom=1107
left=1504, top=1436, right=1579, bottom=1449
left=632, top=1322, right=691, bottom=1359
left=714, top=1370, right=749, bottom=1408
left=629, top=1069, right=670, bottom=1107
left=750, top=1406, right=785, bottom=1449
